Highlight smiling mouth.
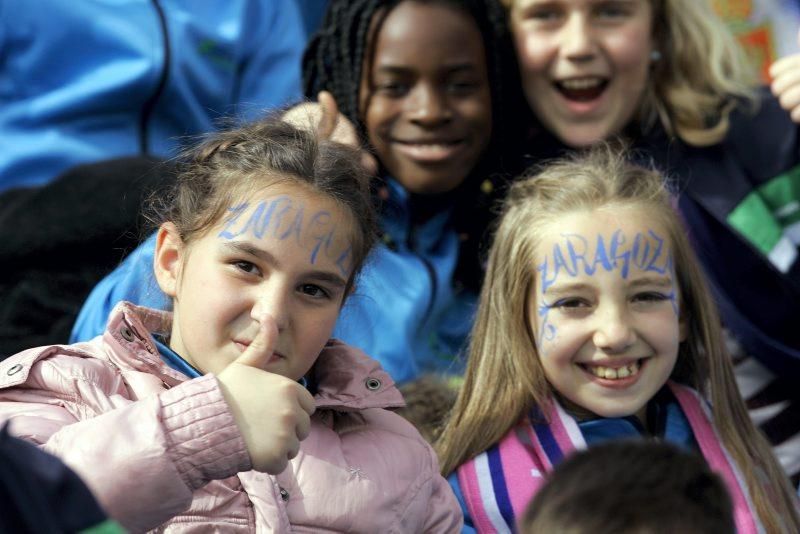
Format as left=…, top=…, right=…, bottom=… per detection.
left=580, top=359, right=643, bottom=380
left=555, top=77, right=608, bottom=102
left=393, top=139, right=466, bottom=162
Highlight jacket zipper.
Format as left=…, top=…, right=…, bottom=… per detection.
left=139, top=0, right=171, bottom=154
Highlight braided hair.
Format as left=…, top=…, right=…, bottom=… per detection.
left=303, top=0, right=530, bottom=290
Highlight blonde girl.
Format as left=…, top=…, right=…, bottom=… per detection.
left=437, top=146, right=800, bottom=533
left=0, top=116, right=461, bottom=532
left=500, top=0, right=800, bottom=488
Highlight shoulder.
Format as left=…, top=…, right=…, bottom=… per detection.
left=0, top=341, right=124, bottom=398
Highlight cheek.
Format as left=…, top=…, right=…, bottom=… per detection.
left=515, top=32, right=551, bottom=81
left=606, top=28, right=652, bottom=74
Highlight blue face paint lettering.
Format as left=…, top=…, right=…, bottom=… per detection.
left=538, top=258, right=556, bottom=294
left=609, top=230, right=631, bottom=279
left=239, top=201, right=268, bottom=239
left=335, top=246, right=353, bottom=278
left=251, top=197, right=283, bottom=239
left=269, top=197, right=293, bottom=238
left=279, top=204, right=304, bottom=243
left=218, top=196, right=352, bottom=274
left=592, top=234, right=614, bottom=273
left=308, top=210, right=334, bottom=265
left=552, top=241, right=575, bottom=278
left=565, top=234, right=592, bottom=275
left=644, top=230, right=668, bottom=274
left=217, top=202, right=249, bottom=239
left=536, top=302, right=557, bottom=353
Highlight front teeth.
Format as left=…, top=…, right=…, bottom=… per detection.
left=586, top=360, right=640, bottom=380
left=560, top=77, right=602, bottom=90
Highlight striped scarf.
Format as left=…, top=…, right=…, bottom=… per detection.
left=457, top=382, right=763, bottom=533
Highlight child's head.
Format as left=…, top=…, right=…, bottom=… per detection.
left=152, top=116, right=377, bottom=381
left=501, top=0, right=755, bottom=147
left=304, top=0, right=526, bottom=194
left=472, top=145, right=712, bottom=418
left=437, top=145, right=724, bottom=472
left=519, top=440, right=735, bottom=534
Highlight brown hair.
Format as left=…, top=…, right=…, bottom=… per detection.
left=150, top=115, right=378, bottom=291
left=519, top=440, right=735, bottom=534
left=436, top=145, right=800, bottom=531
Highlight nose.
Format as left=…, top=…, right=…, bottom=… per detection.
left=560, top=13, right=596, bottom=61
left=592, top=304, right=636, bottom=353
left=251, top=282, right=290, bottom=332
left=407, top=83, right=451, bottom=125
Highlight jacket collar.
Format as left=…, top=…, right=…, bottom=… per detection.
left=105, top=303, right=405, bottom=411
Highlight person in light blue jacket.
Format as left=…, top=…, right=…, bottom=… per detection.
left=71, top=0, right=530, bottom=384
left=0, top=0, right=305, bottom=193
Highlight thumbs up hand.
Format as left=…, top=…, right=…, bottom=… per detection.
left=281, top=91, right=377, bottom=175
left=216, top=315, right=316, bottom=474
left=770, top=28, right=800, bottom=123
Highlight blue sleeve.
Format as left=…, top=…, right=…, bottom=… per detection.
left=70, top=233, right=169, bottom=342
left=447, top=472, right=476, bottom=534
left=234, top=0, right=306, bottom=120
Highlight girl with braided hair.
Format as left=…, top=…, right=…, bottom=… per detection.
left=296, top=0, right=529, bottom=383
left=73, top=0, right=530, bottom=388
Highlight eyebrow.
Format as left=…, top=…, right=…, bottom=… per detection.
left=373, top=63, right=480, bottom=75
left=221, top=241, right=348, bottom=288
left=542, top=282, right=594, bottom=296
left=627, top=276, right=675, bottom=289
left=543, top=276, right=674, bottom=295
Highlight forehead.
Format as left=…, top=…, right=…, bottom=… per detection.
left=212, top=182, right=357, bottom=276
left=370, top=2, right=487, bottom=71
left=539, top=206, right=667, bottom=243
left=535, top=207, right=673, bottom=284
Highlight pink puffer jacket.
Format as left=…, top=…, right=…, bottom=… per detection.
left=0, top=303, right=461, bottom=533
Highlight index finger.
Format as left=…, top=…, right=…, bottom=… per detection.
left=297, top=386, right=316, bottom=416
left=235, top=315, right=278, bottom=369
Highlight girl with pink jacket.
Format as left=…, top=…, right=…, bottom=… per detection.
left=0, top=117, right=461, bottom=532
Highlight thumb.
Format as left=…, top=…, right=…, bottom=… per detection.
left=316, top=90, right=340, bottom=139
left=235, top=315, right=278, bottom=369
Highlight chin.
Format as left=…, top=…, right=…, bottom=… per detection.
left=557, top=127, right=614, bottom=149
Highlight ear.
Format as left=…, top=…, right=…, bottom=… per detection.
left=154, top=223, right=185, bottom=298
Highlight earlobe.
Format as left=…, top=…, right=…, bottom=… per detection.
left=154, top=223, right=184, bottom=298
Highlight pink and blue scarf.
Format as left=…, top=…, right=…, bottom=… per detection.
left=456, top=382, right=763, bottom=533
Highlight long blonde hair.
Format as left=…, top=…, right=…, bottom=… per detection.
left=502, top=0, right=757, bottom=146
left=436, top=146, right=799, bottom=531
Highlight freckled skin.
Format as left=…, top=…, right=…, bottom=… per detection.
left=529, top=207, right=686, bottom=422
left=157, top=182, right=356, bottom=381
